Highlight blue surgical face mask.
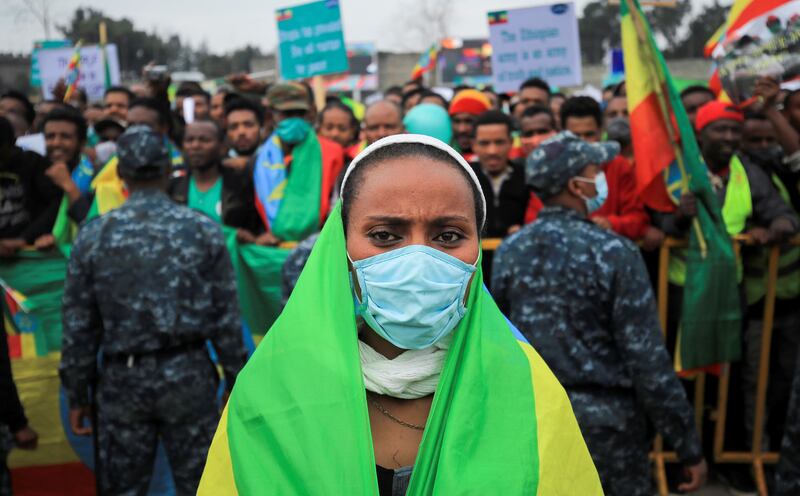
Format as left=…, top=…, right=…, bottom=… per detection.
left=349, top=245, right=477, bottom=350
left=275, top=117, right=311, bottom=144
left=574, top=171, right=608, bottom=214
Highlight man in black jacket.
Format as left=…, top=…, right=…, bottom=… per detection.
left=0, top=116, right=61, bottom=257
left=469, top=110, right=529, bottom=284
left=470, top=110, right=529, bottom=238
left=169, top=120, right=265, bottom=243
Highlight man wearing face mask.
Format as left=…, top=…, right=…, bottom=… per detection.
left=561, top=96, right=650, bottom=242
left=492, top=131, right=706, bottom=496
left=252, top=83, right=345, bottom=245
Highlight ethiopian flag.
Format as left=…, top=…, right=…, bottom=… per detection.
left=62, top=43, right=82, bottom=103
left=198, top=203, right=601, bottom=494
left=621, top=0, right=741, bottom=369
left=410, top=44, right=438, bottom=81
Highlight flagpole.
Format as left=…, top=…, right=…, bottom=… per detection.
left=624, top=0, right=708, bottom=256
left=99, top=21, right=111, bottom=89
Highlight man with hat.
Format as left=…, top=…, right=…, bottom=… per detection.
left=492, top=131, right=706, bottom=496
left=655, top=101, right=797, bottom=245
left=252, top=82, right=345, bottom=244
left=651, top=102, right=797, bottom=315
left=59, top=126, right=247, bottom=494
left=448, top=89, right=492, bottom=163
left=651, top=102, right=797, bottom=361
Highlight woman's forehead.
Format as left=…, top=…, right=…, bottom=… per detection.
left=353, top=158, right=475, bottom=218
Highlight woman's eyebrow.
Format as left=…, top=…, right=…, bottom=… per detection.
left=364, top=215, right=411, bottom=225
left=430, top=215, right=471, bottom=225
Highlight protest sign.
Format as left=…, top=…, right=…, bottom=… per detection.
left=487, top=3, right=582, bottom=92
left=325, top=42, right=378, bottom=92
left=30, top=40, right=71, bottom=88
left=38, top=44, right=120, bottom=101
left=276, top=0, right=348, bottom=81
left=438, top=38, right=493, bottom=87
left=713, top=1, right=800, bottom=104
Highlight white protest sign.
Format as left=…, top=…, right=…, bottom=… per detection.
left=38, top=44, right=121, bottom=102
left=488, top=3, right=582, bottom=92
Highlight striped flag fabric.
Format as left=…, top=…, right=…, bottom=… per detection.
left=706, top=0, right=797, bottom=100
left=709, top=0, right=796, bottom=58
left=621, top=0, right=742, bottom=369
left=487, top=10, right=509, bottom=25
left=275, top=8, right=293, bottom=22
left=410, top=43, right=438, bottom=80
left=62, top=43, right=82, bottom=103
left=704, top=22, right=728, bottom=58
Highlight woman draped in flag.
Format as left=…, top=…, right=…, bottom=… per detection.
left=199, top=134, right=601, bottom=495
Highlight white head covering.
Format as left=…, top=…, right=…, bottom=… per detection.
left=340, top=134, right=487, bottom=229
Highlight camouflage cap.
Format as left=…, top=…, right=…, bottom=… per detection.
left=266, top=82, right=311, bottom=112
left=525, top=131, right=619, bottom=199
left=116, top=125, right=171, bottom=180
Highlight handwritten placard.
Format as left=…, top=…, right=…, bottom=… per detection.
left=38, top=44, right=121, bottom=101
left=488, top=3, right=582, bottom=92
left=276, top=0, right=349, bottom=80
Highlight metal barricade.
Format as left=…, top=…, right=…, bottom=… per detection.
left=651, top=235, right=800, bottom=496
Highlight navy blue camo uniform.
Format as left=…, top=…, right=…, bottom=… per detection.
left=492, top=132, right=702, bottom=496
left=59, top=126, right=247, bottom=495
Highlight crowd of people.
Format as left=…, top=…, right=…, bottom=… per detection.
left=0, top=65, right=799, bottom=495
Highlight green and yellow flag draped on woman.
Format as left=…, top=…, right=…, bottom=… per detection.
left=199, top=201, right=601, bottom=495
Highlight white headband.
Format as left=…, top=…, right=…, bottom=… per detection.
left=340, top=133, right=487, bottom=228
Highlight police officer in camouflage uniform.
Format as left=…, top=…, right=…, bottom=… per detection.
left=492, top=131, right=707, bottom=495
left=59, top=126, right=247, bottom=495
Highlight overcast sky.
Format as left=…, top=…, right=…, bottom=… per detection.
left=2, top=0, right=721, bottom=55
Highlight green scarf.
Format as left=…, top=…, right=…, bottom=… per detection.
left=199, top=204, right=601, bottom=495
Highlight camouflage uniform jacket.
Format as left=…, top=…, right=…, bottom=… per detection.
left=60, top=189, right=246, bottom=408
left=492, top=205, right=702, bottom=463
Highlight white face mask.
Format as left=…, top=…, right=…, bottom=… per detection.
left=349, top=244, right=477, bottom=350
left=573, top=171, right=608, bottom=214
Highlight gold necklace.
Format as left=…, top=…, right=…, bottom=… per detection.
left=368, top=396, right=425, bottom=431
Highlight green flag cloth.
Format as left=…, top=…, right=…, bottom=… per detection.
left=223, top=227, right=290, bottom=337
left=199, top=203, right=601, bottom=495
left=4, top=230, right=290, bottom=360
left=0, top=250, right=67, bottom=356
left=271, top=131, right=321, bottom=241
left=621, top=0, right=741, bottom=369
left=52, top=195, right=75, bottom=258
left=255, top=132, right=323, bottom=242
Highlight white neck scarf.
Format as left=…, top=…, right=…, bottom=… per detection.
left=359, top=337, right=451, bottom=399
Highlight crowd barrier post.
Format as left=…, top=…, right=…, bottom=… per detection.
left=711, top=237, right=800, bottom=496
